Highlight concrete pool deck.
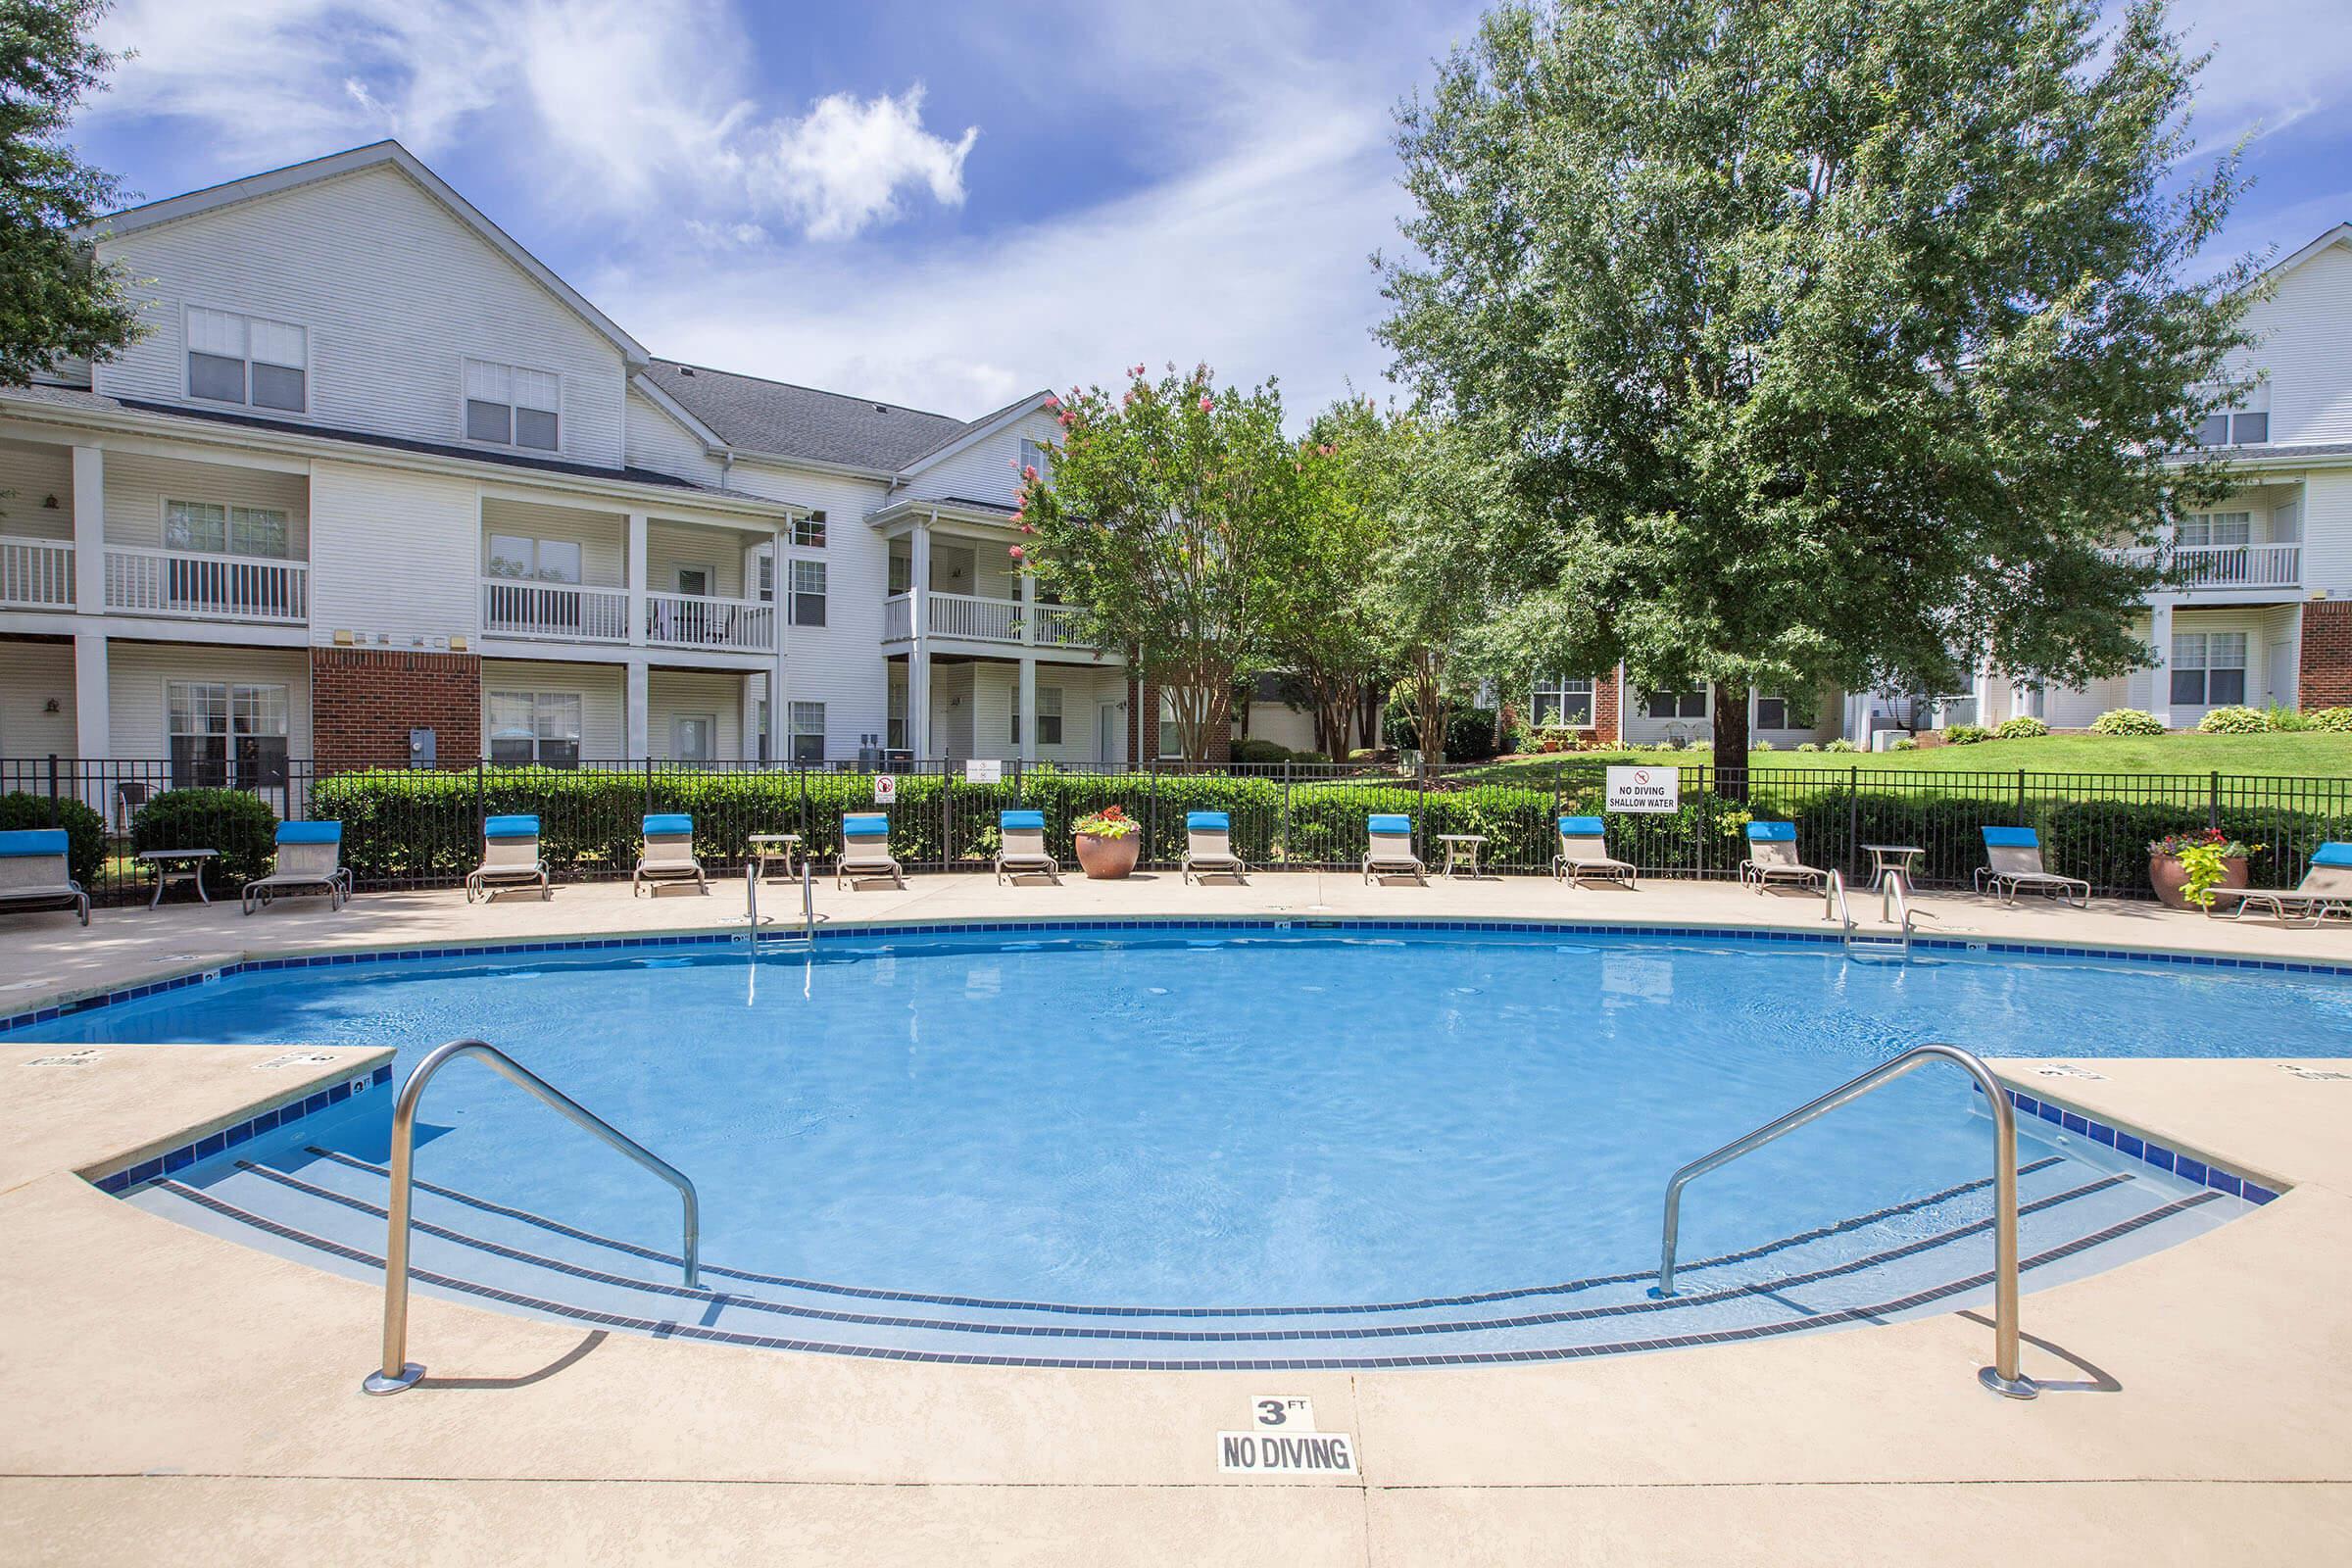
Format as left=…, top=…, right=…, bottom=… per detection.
left=2, top=875, right=2350, bottom=1563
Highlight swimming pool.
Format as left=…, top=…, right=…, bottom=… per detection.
left=25, top=922, right=2336, bottom=1365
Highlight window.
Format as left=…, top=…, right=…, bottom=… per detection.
left=792, top=511, right=828, bottom=548
left=1013, top=686, right=1063, bottom=746
left=2171, top=631, right=2247, bottom=709
left=1755, top=690, right=1817, bottom=731
left=187, top=308, right=307, bottom=412
left=672, top=714, right=715, bottom=762
left=465, top=359, right=561, bottom=451
left=1643, top=689, right=1708, bottom=719
left=675, top=565, right=710, bottom=597
left=887, top=680, right=908, bottom=752
left=2180, top=512, right=2252, bottom=548
left=2195, top=384, right=2270, bottom=447
left=1532, top=676, right=1592, bottom=728
left=1157, top=689, right=1183, bottom=760
left=757, top=698, right=770, bottom=761
left=790, top=560, right=827, bottom=627
left=789, top=701, right=826, bottom=762
left=165, top=501, right=289, bottom=559
left=169, top=682, right=288, bottom=789
left=486, top=690, right=581, bottom=766
left=1018, top=438, right=1054, bottom=484
left=887, top=552, right=911, bottom=595
left=485, top=534, right=581, bottom=582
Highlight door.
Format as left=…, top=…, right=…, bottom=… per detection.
left=673, top=714, right=714, bottom=762
left=673, top=566, right=711, bottom=642
left=1099, top=702, right=1120, bottom=764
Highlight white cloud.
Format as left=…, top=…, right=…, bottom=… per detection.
left=752, top=87, right=977, bottom=241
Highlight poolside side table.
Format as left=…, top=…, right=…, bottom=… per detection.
left=749, top=834, right=802, bottom=884
left=139, top=848, right=218, bottom=908
left=1861, top=844, right=1925, bottom=894
left=1437, top=833, right=1489, bottom=880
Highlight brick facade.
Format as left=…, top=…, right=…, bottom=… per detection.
left=312, top=648, right=482, bottom=768
left=1593, top=666, right=1622, bottom=745
left=2301, top=602, right=2352, bottom=710
left=1128, top=675, right=1231, bottom=763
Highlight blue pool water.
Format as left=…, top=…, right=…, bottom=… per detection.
left=19, top=926, right=2349, bottom=1308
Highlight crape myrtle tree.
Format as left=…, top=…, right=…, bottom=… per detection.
left=1273, top=396, right=1396, bottom=760
left=1012, top=364, right=1323, bottom=765
left=1379, top=0, right=2260, bottom=789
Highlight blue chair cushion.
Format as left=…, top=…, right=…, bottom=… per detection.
left=483, top=814, right=539, bottom=839
left=1745, top=820, right=1796, bottom=842
left=1368, top=813, right=1412, bottom=834
left=1982, top=826, right=2039, bottom=849
left=642, top=813, right=693, bottom=836
left=2311, top=843, right=2352, bottom=868
left=1000, top=810, right=1045, bottom=830
left=276, top=820, right=341, bottom=845
left=1187, top=811, right=1229, bottom=831
left=0, top=829, right=69, bottom=858
left=843, top=813, right=890, bottom=835
left=1557, top=815, right=1606, bottom=836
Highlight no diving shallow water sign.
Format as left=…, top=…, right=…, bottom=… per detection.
left=1606, top=764, right=1680, bottom=813
left=1217, top=1396, right=1357, bottom=1476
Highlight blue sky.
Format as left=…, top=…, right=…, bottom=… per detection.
left=72, top=0, right=2352, bottom=422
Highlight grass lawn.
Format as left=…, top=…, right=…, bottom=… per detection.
left=1465, top=731, right=2352, bottom=782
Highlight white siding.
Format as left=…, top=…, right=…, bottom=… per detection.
left=0, top=640, right=76, bottom=755
left=481, top=659, right=623, bottom=759
left=2240, top=241, right=2352, bottom=447
left=649, top=669, right=746, bottom=760
left=624, top=386, right=724, bottom=486
left=95, top=165, right=629, bottom=466
left=105, top=641, right=312, bottom=760
left=483, top=496, right=626, bottom=587
left=2300, top=467, right=2352, bottom=599
left=102, top=453, right=309, bottom=554
left=0, top=441, right=75, bottom=541
left=308, top=460, right=479, bottom=643
left=903, top=407, right=1061, bottom=508
left=966, top=662, right=1126, bottom=763
left=1243, top=701, right=1320, bottom=755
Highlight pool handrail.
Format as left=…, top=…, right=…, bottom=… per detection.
left=363, top=1038, right=701, bottom=1396
left=1651, top=1041, right=2037, bottom=1400
left=1825, top=868, right=1913, bottom=960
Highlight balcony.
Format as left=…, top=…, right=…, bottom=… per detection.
left=106, top=545, right=308, bottom=623
left=882, top=590, right=1100, bottom=650
left=482, top=578, right=630, bottom=642
left=2116, top=542, right=2302, bottom=594
left=0, top=536, right=74, bottom=610
left=645, top=590, right=775, bottom=654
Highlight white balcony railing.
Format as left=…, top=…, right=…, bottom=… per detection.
left=0, top=535, right=74, bottom=609
left=2116, top=542, right=2302, bottom=593
left=481, top=578, right=629, bottom=642
left=1031, top=602, right=1092, bottom=648
left=106, top=545, right=308, bottom=623
left=882, top=590, right=1101, bottom=650
left=883, top=593, right=912, bottom=641
left=646, top=591, right=775, bottom=654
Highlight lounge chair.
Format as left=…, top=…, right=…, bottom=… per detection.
left=467, top=814, right=550, bottom=903
left=632, top=813, right=706, bottom=897
left=1554, top=815, right=1637, bottom=888
left=242, top=820, right=351, bottom=914
left=1181, top=810, right=1248, bottom=884
left=1973, top=826, right=2088, bottom=908
left=2206, top=842, right=2352, bottom=925
left=0, top=829, right=89, bottom=926
left=1364, top=813, right=1427, bottom=885
left=994, top=809, right=1060, bottom=884
left=838, top=812, right=906, bottom=889
left=1741, top=820, right=1829, bottom=895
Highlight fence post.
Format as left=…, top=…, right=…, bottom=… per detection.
left=1846, top=765, right=1859, bottom=873
left=943, top=760, right=955, bottom=871
left=1146, top=763, right=1158, bottom=870
left=2015, top=768, right=2027, bottom=823
left=1694, top=763, right=1708, bottom=879
left=1281, top=760, right=1292, bottom=867
left=643, top=755, right=654, bottom=817
left=2208, top=770, right=2222, bottom=832
left=474, top=759, right=485, bottom=835
left=46, top=754, right=60, bottom=825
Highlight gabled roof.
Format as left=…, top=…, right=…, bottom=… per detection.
left=2261, top=222, right=2352, bottom=284
left=642, top=359, right=968, bottom=472
left=894, top=389, right=1058, bottom=474
left=87, top=141, right=649, bottom=364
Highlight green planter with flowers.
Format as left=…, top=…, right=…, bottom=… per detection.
left=2148, top=829, right=2252, bottom=910
left=1074, top=805, right=1142, bottom=879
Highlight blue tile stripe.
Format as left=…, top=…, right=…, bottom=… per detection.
left=11, top=915, right=2350, bottom=1035
left=1994, top=1084, right=2280, bottom=1205
left=87, top=1062, right=392, bottom=1196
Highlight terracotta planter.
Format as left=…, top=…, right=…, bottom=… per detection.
left=1075, top=832, right=1140, bottom=879
left=2149, top=853, right=2247, bottom=910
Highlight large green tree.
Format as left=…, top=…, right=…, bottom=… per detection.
left=1267, top=397, right=1396, bottom=760
left=1381, top=0, right=2258, bottom=784
left=1, top=0, right=142, bottom=386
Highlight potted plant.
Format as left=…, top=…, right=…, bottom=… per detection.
left=1073, top=804, right=1142, bottom=879
left=2148, top=828, right=2253, bottom=910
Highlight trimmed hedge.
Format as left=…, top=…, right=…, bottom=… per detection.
left=132, top=788, right=280, bottom=883
left=0, top=791, right=105, bottom=887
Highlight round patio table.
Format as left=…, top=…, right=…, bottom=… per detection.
left=1437, top=833, right=1490, bottom=880
left=1861, top=843, right=1926, bottom=894
left=749, top=833, right=802, bottom=884
left=139, top=848, right=218, bottom=908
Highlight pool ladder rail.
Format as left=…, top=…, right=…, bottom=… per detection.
left=744, top=853, right=818, bottom=947
left=1651, top=1041, right=2038, bottom=1400
left=362, top=1039, right=701, bottom=1396
left=1827, top=867, right=1914, bottom=962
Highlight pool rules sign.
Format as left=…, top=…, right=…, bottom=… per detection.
left=1605, top=764, right=1680, bottom=813
left=1217, top=1396, right=1358, bottom=1476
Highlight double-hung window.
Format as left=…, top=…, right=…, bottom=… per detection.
left=790, top=560, right=827, bottom=626
left=165, top=501, right=290, bottom=559
left=485, top=534, right=582, bottom=582
left=486, top=691, right=582, bottom=766
left=1157, top=690, right=1184, bottom=760
left=187, top=308, right=307, bottom=412
left=1643, top=688, right=1708, bottom=720
left=886, top=680, right=908, bottom=752
left=1018, top=438, right=1054, bottom=483
left=1532, top=676, right=1592, bottom=728
left=2170, top=631, right=2247, bottom=709
left=465, top=360, right=561, bottom=451
left=1013, top=686, right=1063, bottom=746
left=2179, top=513, right=2252, bottom=548
left=169, top=681, right=289, bottom=789
left=789, top=701, right=826, bottom=762
left=2196, top=383, right=2270, bottom=447
left=1755, top=690, right=1816, bottom=730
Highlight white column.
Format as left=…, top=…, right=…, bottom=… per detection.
left=1015, top=571, right=1037, bottom=762
left=908, top=519, right=934, bottom=758
left=625, top=658, right=650, bottom=758
left=1971, top=668, right=1995, bottom=726
left=2148, top=600, right=2175, bottom=729
left=626, top=512, right=649, bottom=648
left=74, top=631, right=109, bottom=760
left=72, top=445, right=104, bottom=616
left=740, top=673, right=760, bottom=764
left=767, top=527, right=785, bottom=762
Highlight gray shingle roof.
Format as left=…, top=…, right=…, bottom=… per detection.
left=644, top=359, right=970, bottom=471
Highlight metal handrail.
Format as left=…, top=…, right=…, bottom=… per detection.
left=745, top=852, right=816, bottom=944
left=1828, top=867, right=1913, bottom=959
left=1825, top=866, right=1850, bottom=931
left=1882, top=874, right=1915, bottom=958
left=363, top=1038, right=701, bottom=1396
left=1652, top=1042, right=2038, bottom=1399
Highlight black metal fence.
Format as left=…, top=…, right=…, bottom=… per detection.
left=5, top=755, right=2348, bottom=906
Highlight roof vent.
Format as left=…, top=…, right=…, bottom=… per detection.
left=678, top=366, right=696, bottom=376
left=874, top=404, right=890, bottom=414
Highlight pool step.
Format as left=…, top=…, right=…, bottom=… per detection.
left=123, top=1143, right=2246, bottom=1369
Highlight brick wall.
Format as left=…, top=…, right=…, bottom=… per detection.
left=2301, top=602, right=2352, bottom=710
left=1129, top=675, right=1231, bottom=763
left=1593, top=666, right=1622, bottom=745
left=312, top=648, right=481, bottom=768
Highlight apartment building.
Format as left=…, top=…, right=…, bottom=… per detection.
left=0, top=142, right=1132, bottom=792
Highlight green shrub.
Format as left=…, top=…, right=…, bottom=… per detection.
left=1889, top=737, right=1919, bottom=751
left=1382, top=698, right=1499, bottom=761
left=1794, top=742, right=1820, bottom=754
left=1942, top=723, right=1991, bottom=745
left=2091, top=708, right=2166, bottom=737
left=132, top=788, right=281, bottom=883
left=2308, top=708, right=2352, bottom=733
left=1229, top=737, right=1321, bottom=764
left=1992, top=716, right=2050, bottom=740
left=1824, top=738, right=1859, bottom=754
left=2197, top=706, right=2269, bottom=735
left=1751, top=738, right=1775, bottom=752
left=0, top=792, right=106, bottom=886
left=2262, top=704, right=2310, bottom=733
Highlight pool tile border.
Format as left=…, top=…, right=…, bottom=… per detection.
left=1990, top=1082, right=2280, bottom=1206
left=7, top=913, right=2350, bottom=1037
left=86, top=1062, right=393, bottom=1197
